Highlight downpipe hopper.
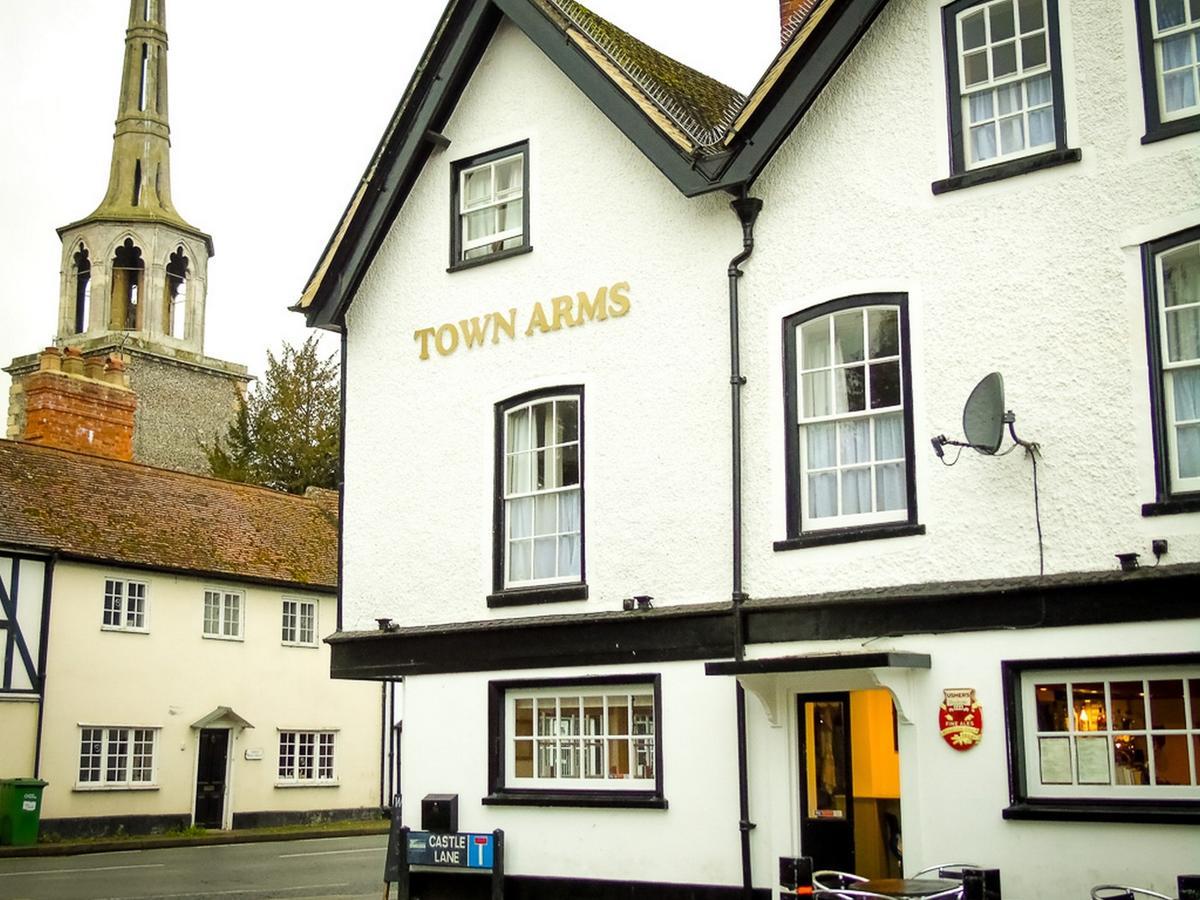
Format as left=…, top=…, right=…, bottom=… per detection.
left=728, top=196, right=763, bottom=276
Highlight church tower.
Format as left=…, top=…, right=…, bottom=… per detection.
left=5, top=0, right=250, bottom=474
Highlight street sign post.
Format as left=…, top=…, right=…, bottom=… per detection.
left=383, top=810, right=504, bottom=900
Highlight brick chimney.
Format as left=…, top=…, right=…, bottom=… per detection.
left=17, top=346, right=137, bottom=460
left=780, top=0, right=821, bottom=44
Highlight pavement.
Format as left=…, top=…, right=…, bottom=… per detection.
left=0, top=820, right=390, bottom=859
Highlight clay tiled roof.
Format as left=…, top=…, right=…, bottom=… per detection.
left=0, top=440, right=337, bottom=589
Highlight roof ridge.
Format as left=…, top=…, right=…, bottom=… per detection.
left=0, top=438, right=331, bottom=506
left=547, top=0, right=747, bottom=151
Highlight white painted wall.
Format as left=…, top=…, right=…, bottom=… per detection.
left=38, top=561, right=380, bottom=825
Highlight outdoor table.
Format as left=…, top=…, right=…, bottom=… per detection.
left=858, top=877, right=961, bottom=898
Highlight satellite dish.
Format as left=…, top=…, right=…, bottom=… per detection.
left=962, top=372, right=1006, bottom=455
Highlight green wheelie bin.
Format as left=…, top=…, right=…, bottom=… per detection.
left=0, top=778, right=48, bottom=846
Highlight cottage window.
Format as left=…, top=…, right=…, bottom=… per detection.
left=77, top=726, right=157, bottom=788
left=485, top=676, right=665, bottom=808
left=102, top=578, right=148, bottom=632
left=1136, top=0, right=1200, bottom=141
left=282, top=598, right=317, bottom=646
left=203, top=588, right=243, bottom=640
left=450, top=142, right=529, bottom=269
left=1143, top=226, right=1200, bottom=510
left=278, top=730, right=335, bottom=784
left=779, top=296, right=921, bottom=547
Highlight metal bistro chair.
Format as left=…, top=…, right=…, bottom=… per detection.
left=814, top=871, right=871, bottom=890
left=911, top=863, right=984, bottom=881
left=1091, top=887, right=1175, bottom=900
left=814, top=892, right=895, bottom=900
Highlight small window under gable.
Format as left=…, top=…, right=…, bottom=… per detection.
left=164, top=246, right=188, bottom=338
left=73, top=243, right=91, bottom=334
left=110, top=238, right=144, bottom=331
left=450, top=141, right=530, bottom=270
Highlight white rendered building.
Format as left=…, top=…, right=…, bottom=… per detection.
left=295, top=0, right=1200, bottom=896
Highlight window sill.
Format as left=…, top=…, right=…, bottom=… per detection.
left=1142, top=496, right=1200, bottom=516
left=931, top=148, right=1082, bottom=195
left=101, top=626, right=149, bottom=635
left=1003, top=800, right=1200, bottom=825
left=202, top=633, right=244, bottom=642
left=275, top=781, right=339, bottom=789
left=487, top=582, right=588, bottom=609
left=483, top=789, right=666, bottom=809
left=281, top=642, right=320, bottom=649
left=73, top=784, right=159, bottom=792
left=774, top=522, right=925, bottom=551
left=1142, top=115, right=1200, bottom=145
left=447, top=244, right=532, bottom=273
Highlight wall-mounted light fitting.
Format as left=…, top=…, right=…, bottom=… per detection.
left=1115, top=553, right=1140, bottom=572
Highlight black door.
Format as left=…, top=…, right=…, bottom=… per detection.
left=798, top=693, right=855, bottom=873
left=195, top=728, right=229, bottom=828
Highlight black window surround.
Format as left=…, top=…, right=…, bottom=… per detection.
left=1141, top=224, right=1200, bottom=517
left=1001, top=652, right=1200, bottom=824
left=1134, top=0, right=1200, bottom=144
left=777, top=294, right=923, bottom=551
left=448, top=140, right=531, bottom=272
left=484, top=674, right=666, bottom=809
left=933, top=0, right=1079, bottom=195
left=489, top=385, right=586, bottom=608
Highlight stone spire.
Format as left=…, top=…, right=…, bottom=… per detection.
left=54, top=0, right=213, bottom=353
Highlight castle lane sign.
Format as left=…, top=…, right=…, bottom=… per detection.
left=405, top=830, right=495, bottom=869
left=413, top=280, right=630, bottom=360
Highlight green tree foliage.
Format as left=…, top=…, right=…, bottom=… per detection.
left=204, top=337, right=340, bottom=494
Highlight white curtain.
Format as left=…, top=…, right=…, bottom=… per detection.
left=557, top=489, right=581, bottom=576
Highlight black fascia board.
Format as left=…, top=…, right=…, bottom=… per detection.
left=710, top=0, right=891, bottom=192
left=705, top=651, right=931, bottom=676
left=307, top=0, right=501, bottom=330
left=495, top=0, right=715, bottom=197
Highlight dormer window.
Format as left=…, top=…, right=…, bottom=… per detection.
left=450, top=142, right=530, bottom=270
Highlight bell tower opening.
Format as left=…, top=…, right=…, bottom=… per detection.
left=110, top=238, right=145, bottom=331
left=72, top=244, right=92, bottom=334
left=164, top=246, right=189, bottom=338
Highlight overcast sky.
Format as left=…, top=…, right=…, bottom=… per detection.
left=0, top=1, right=777, bottom=381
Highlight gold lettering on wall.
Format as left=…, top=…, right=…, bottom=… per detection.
left=413, top=282, right=631, bottom=360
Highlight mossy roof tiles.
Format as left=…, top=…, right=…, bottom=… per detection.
left=0, top=440, right=337, bottom=590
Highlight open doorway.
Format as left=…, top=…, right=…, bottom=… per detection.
left=798, top=689, right=902, bottom=879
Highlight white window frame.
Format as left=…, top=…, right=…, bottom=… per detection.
left=1151, top=0, right=1200, bottom=123
left=76, top=725, right=158, bottom=789
left=102, top=577, right=148, bottom=632
left=1018, top=665, right=1200, bottom=802
left=953, top=0, right=1056, bottom=169
left=501, top=394, right=582, bottom=589
left=202, top=588, right=243, bottom=640
left=1155, top=236, right=1200, bottom=495
left=457, top=148, right=525, bottom=262
left=281, top=597, right=317, bottom=647
left=503, top=684, right=656, bottom=792
left=794, top=304, right=908, bottom=532
left=277, top=730, right=336, bottom=785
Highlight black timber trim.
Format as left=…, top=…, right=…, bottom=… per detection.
left=774, top=522, right=925, bottom=551
left=486, top=673, right=665, bottom=808
left=930, top=147, right=1081, bottom=194
left=1141, top=223, right=1200, bottom=506
left=1133, top=0, right=1200, bottom=145
left=1000, top=652, right=1200, bottom=823
left=713, top=0, right=891, bottom=190
left=705, top=651, right=931, bottom=676
left=327, top=567, right=1200, bottom=678
left=487, top=583, right=588, bottom=608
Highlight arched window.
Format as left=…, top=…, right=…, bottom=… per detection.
left=164, top=246, right=188, bottom=338
left=110, top=238, right=145, bottom=331
left=72, top=243, right=91, bottom=334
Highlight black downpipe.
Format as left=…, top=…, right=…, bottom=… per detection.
left=728, top=192, right=762, bottom=900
